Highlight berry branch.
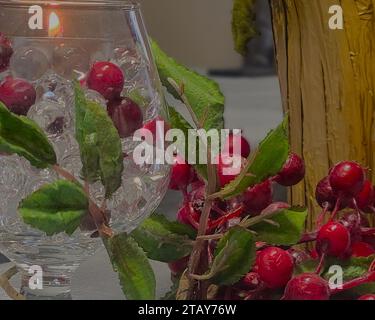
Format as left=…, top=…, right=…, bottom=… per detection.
left=167, top=78, right=220, bottom=299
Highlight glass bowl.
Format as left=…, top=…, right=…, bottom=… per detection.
left=0, top=0, right=170, bottom=299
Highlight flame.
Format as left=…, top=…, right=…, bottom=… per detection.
left=48, top=11, right=62, bottom=37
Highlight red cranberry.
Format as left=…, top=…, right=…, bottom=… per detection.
left=351, top=180, right=374, bottom=213
left=275, top=153, right=305, bottom=186
left=238, top=272, right=261, bottom=290
left=177, top=204, right=200, bottom=229
left=351, top=241, right=375, bottom=257
left=107, top=97, right=143, bottom=138
left=0, top=33, right=13, bottom=72
left=140, top=116, right=170, bottom=145
left=315, top=177, right=331, bottom=206
left=288, top=248, right=310, bottom=265
left=310, top=249, right=319, bottom=260
left=315, top=176, right=345, bottom=210
left=316, top=221, right=351, bottom=257
left=188, top=184, right=206, bottom=213
left=256, top=247, right=294, bottom=289
left=223, top=132, right=251, bottom=158
left=168, top=256, right=189, bottom=276
left=216, top=154, right=246, bottom=187
left=329, top=161, right=365, bottom=197
left=283, top=273, right=330, bottom=300
left=168, top=155, right=194, bottom=191
left=0, top=77, right=36, bottom=115
left=341, top=211, right=364, bottom=243
left=87, top=61, right=124, bottom=101
left=243, top=180, right=273, bottom=215
left=363, top=235, right=375, bottom=250
left=358, top=294, right=375, bottom=300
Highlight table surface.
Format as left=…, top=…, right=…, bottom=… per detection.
left=0, top=75, right=283, bottom=300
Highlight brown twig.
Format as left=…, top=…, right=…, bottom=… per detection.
left=186, top=144, right=217, bottom=299
left=168, top=78, right=201, bottom=129
left=168, top=78, right=219, bottom=299
left=0, top=266, right=25, bottom=300
left=52, top=165, right=113, bottom=238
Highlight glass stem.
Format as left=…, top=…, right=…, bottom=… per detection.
left=19, top=267, right=72, bottom=300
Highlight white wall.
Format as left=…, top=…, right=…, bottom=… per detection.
left=138, top=0, right=243, bottom=69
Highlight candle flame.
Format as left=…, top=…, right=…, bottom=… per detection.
left=48, top=11, right=62, bottom=37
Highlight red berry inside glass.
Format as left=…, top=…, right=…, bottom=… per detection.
left=316, top=221, right=351, bottom=257
left=256, top=247, right=294, bottom=289
left=243, top=180, right=273, bottom=215
left=87, top=61, right=124, bottom=101
left=223, top=132, right=251, bottom=158
left=275, top=153, right=305, bottom=186
left=283, top=273, right=330, bottom=300
left=107, top=97, right=143, bottom=138
left=0, top=77, right=36, bottom=115
left=0, top=33, right=13, bottom=72
left=329, top=161, right=365, bottom=197
left=168, top=154, right=194, bottom=191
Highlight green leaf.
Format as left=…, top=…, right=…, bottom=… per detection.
left=252, top=208, right=308, bottom=246
left=323, top=255, right=375, bottom=296
left=232, top=0, right=258, bottom=56
left=18, top=180, right=88, bottom=236
left=151, top=39, right=225, bottom=131
left=0, top=102, right=56, bottom=169
left=209, top=226, right=255, bottom=286
left=294, top=259, right=319, bottom=276
left=104, top=233, right=156, bottom=300
left=168, top=106, right=207, bottom=179
left=214, top=117, right=289, bottom=199
left=74, top=83, right=123, bottom=197
left=131, top=213, right=196, bottom=262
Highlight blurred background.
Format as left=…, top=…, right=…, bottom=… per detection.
left=0, top=0, right=285, bottom=299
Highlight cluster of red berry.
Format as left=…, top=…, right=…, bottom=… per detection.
left=168, top=132, right=305, bottom=232
left=0, top=32, right=160, bottom=140
left=0, top=33, right=36, bottom=116
left=168, top=130, right=375, bottom=300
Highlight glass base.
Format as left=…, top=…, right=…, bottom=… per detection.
left=19, top=269, right=72, bottom=300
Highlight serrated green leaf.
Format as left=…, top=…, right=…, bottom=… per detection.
left=214, top=117, right=289, bottom=199
left=131, top=213, right=196, bottom=262
left=323, top=255, right=375, bottom=296
left=232, top=0, right=258, bottom=56
left=168, top=106, right=207, bottom=179
left=209, top=226, right=255, bottom=286
left=0, top=102, right=56, bottom=169
left=18, top=180, right=88, bottom=236
left=294, top=259, right=319, bottom=276
left=74, top=83, right=123, bottom=197
left=252, top=208, right=307, bottom=246
left=104, top=233, right=156, bottom=300
left=151, top=39, right=225, bottom=131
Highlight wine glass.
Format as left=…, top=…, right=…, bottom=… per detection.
left=0, top=0, right=169, bottom=299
